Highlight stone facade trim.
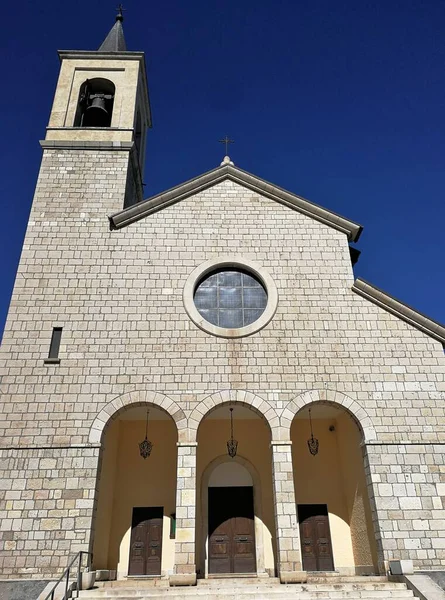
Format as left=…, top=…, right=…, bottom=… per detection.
left=188, top=389, right=280, bottom=442
left=1, top=445, right=101, bottom=450
left=58, top=51, right=146, bottom=61
left=270, top=441, right=293, bottom=446
left=353, top=278, right=445, bottom=345
left=40, top=140, right=134, bottom=151
left=109, top=164, right=363, bottom=242
left=365, top=441, right=445, bottom=446
left=88, top=390, right=186, bottom=444
left=284, top=389, right=377, bottom=443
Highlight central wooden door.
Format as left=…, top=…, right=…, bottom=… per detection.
left=298, top=504, right=334, bottom=572
left=208, top=486, right=256, bottom=574
left=129, top=507, right=163, bottom=576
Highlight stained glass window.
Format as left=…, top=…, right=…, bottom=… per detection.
left=194, top=269, right=268, bottom=329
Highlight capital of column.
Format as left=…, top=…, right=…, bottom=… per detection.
left=270, top=440, right=292, bottom=447
left=176, top=442, right=198, bottom=447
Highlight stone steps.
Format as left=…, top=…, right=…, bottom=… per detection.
left=77, top=576, right=415, bottom=600
left=78, top=593, right=414, bottom=600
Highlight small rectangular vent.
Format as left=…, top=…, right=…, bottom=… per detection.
left=45, top=327, right=63, bottom=363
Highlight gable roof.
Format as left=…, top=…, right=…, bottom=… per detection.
left=353, top=278, right=445, bottom=345
left=109, top=162, right=363, bottom=242
left=109, top=163, right=445, bottom=345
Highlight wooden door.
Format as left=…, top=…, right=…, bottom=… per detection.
left=129, top=507, right=163, bottom=576
left=208, top=487, right=256, bottom=574
left=298, top=504, right=334, bottom=572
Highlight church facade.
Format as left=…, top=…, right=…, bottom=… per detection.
left=1, top=15, right=445, bottom=586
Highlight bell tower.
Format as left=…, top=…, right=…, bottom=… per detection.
left=0, top=13, right=152, bottom=579
left=43, top=8, right=151, bottom=209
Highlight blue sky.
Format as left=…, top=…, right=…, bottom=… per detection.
left=1, top=0, right=444, bottom=337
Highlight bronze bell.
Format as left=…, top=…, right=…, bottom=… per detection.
left=84, top=94, right=111, bottom=127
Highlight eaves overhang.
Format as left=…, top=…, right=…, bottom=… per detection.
left=352, top=278, right=445, bottom=345
left=109, top=164, right=363, bottom=242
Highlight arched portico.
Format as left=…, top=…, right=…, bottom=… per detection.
left=282, top=389, right=377, bottom=442
left=88, top=389, right=187, bottom=444
left=188, top=389, right=280, bottom=442
left=195, top=402, right=277, bottom=578
left=90, top=399, right=179, bottom=579
left=289, top=398, right=381, bottom=575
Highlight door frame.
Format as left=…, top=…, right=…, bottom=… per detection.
left=200, top=455, right=267, bottom=577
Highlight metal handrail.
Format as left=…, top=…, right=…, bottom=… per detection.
left=43, top=551, right=92, bottom=600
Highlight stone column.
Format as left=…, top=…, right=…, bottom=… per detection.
left=170, top=442, right=197, bottom=586
left=271, top=441, right=306, bottom=583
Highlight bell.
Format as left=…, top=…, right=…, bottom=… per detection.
left=84, top=95, right=110, bottom=127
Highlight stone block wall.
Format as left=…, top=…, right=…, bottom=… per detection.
left=0, top=447, right=99, bottom=577
left=367, top=443, right=445, bottom=569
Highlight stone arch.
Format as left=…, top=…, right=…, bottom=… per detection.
left=282, top=389, right=377, bottom=443
left=88, top=389, right=187, bottom=444
left=199, top=454, right=268, bottom=577
left=74, top=77, right=115, bottom=127
left=188, top=389, right=280, bottom=442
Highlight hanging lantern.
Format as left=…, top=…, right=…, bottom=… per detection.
left=227, top=407, right=238, bottom=458
left=307, top=407, right=319, bottom=456
left=139, top=408, right=153, bottom=459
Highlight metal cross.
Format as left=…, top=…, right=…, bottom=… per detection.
left=116, top=4, right=126, bottom=19
left=219, top=136, right=234, bottom=155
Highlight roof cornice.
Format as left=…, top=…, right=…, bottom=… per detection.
left=352, top=278, right=445, bottom=345
left=109, top=164, right=363, bottom=241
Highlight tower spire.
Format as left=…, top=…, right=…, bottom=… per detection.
left=98, top=6, right=127, bottom=52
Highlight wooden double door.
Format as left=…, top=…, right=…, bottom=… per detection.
left=208, top=486, right=256, bottom=574
left=298, top=504, right=334, bottom=572
left=129, top=507, right=163, bottom=576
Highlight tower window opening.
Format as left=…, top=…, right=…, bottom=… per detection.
left=74, top=78, right=115, bottom=128
left=134, top=110, right=143, bottom=165
left=44, top=327, right=63, bottom=364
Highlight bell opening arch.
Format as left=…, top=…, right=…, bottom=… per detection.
left=74, top=78, right=116, bottom=128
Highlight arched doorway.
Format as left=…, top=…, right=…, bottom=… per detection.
left=291, top=402, right=379, bottom=575
left=91, top=404, right=178, bottom=579
left=196, top=404, right=276, bottom=578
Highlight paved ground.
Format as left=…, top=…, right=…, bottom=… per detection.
left=422, top=572, right=445, bottom=592
left=0, top=580, right=50, bottom=600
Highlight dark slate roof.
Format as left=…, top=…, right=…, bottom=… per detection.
left=98, top=14, right=127, bottom=52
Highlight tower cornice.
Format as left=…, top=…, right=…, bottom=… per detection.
left=57, top=50, right=146, bottom=62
